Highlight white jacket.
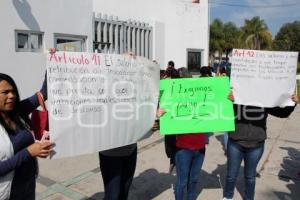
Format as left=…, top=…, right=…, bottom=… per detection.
left=0, top=125, right=14, bottom=200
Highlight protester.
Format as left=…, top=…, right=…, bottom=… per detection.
left=98, top=52, right=138, bottom=200
left=160, top=69, right=166, bottom=80
left=158, top=66, right=208, bottom=199
left=174, top=132, right=206, bottom=200
left=216, top=67, right=229, bottom=154
left=158, top=110, right=206, bottom=200
left=222, top=92, right=298, bottom=200
left=218, top=67, right=227, bottom=77
left=152, top=68, right=167, bottom=132
left=166, top=60, right=175, bottom=71
left=199, top=66, right=212, bottom=77
left=0, top=73, right=53, bottom=200
left=162, top=62, right=180, bottom=173
left=164, top=63, right=180, bottom=79
left=199, top=66, right=213, bottom=145
left=99, top=143, right=137, bottom=200
left=177, top=67, right=192, bottom=78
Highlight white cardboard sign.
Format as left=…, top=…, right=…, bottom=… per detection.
left=230, top=49, right=298, bottom=107
left=47, top=52, right=159, bottom=159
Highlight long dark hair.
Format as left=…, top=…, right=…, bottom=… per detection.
left=0, top=73, right=29, bottom=133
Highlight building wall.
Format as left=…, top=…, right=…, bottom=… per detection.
left=93, top=0, right=209, bottom=68
left=0, top=0, right=93, bottom=97
left=0, top=0, right=208, bottom=97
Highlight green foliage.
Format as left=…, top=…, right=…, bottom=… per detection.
left=223, top=22, right=240, bottom=53
left=209, top=19, right=239, bottom=59
left=209, top=18, right=299, bottom=61
left=240, top=16, right=272, bottom=50
left=273, top=21, right=300, bottom=61
left=209, top=19, right=225, bottom=55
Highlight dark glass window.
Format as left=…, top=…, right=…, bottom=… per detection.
left=187, top=50, right=202, bottom=72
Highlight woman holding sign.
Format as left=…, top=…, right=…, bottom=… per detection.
left=157, top=108, right=206, bottom=200
left=0, top=73, right=53, bottom=200
left=158, top=66, right=213, bottom=200
left=163, top=65, right=180, bottom=173
left=222, top=93, right=298, bottom=200
left=98, top=52, right=138, bottom=200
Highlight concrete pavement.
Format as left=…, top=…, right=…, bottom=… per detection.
left=36, top=107, right=300, bottom=200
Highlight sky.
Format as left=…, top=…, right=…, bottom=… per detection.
left=209, top=0, right=300, bottom=37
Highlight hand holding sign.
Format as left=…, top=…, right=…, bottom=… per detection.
left=292, top=94, right=298, bottom=104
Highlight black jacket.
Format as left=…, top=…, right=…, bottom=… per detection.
left=229, top=104, right=296, bottom=148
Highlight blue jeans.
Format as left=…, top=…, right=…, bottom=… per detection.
left=175, top=148, right=205, bottom=200
left=224, top=139, right=264, bottom=200
left=223, top=133, right=228, bottom=150
left=99, top=148, right=137, bottom=200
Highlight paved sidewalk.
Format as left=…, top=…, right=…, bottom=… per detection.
left=36, top=107, right=300, bottom=200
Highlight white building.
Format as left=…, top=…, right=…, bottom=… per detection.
left=0, top=0, right=209, bottom=97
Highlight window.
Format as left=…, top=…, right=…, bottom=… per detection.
left=54, top=34, right=87, bottom=52
left=15, top=30, right=43, bottom=52
left=187, top=49, right=202, bottom=73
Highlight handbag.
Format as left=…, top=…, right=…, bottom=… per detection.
left=31, top=92, right=49, bottom=140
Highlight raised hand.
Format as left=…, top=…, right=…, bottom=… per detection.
left=228, top=91, right=234, bottom=102
left=292, top=94, right=299, bottom=104
left=156, top=108, right=166, bottom=118
left=49, top=48, right=57, bottom=55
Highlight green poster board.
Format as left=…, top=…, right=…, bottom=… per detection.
left=159, top=77, right=235, bottom=135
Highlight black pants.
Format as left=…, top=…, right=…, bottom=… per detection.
left=99, top=148, right=137, bottom=200
left=9, top=178, right=35, bottom=200
left=164, top=135, right=177, bottom=165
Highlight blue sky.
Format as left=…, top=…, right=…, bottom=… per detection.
left=209, top=0, right=300, bottom=37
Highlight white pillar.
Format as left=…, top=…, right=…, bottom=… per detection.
left=103, top=15, right=108, bottom=53
left=145, top=29, right=149, bottom=59
left=114, top=24, right=119, bottom=54
left=120, top=25, right=124, bottom=54
left=132, top=24, right=136, bottom=55
left=136, top=27, right=140, bottom=56
left=141, top=29, right=145, bottom=57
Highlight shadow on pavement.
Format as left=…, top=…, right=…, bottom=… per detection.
left=203, top=162, right=245, bottom=199
left=129, top=168, right=176, bottom=199
left=274, top=147, right=300, bottom=200
left=85, top=192, right=104, bottom=200
left=215, top=134, right=227, bottom=155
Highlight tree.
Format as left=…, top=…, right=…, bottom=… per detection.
left=223, top=22, right=240, bottom=57
left=273, top=21, right=300, bottom=61
left=240, top=16, right=272, bottom=50
left=210, top=19, right=240, bottom=63
left=209, top=19, right=225, bottom=61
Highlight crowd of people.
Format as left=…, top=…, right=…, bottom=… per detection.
left=157, top=60, right=298, bottom=200
left=0, top=57, right=298, bottom=200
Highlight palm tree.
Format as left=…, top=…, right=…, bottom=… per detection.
left=223, top=22, right=240, bottom=58
left=240, top=16, right=272, bottom=50
left=209, top=19, right=226, bottom=62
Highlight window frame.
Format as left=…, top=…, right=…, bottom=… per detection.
left=15, top=30, right=44, bottom=52
left=186, top=48, right=203, bottom=73
left=54, top=33, right=87, bottom=52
